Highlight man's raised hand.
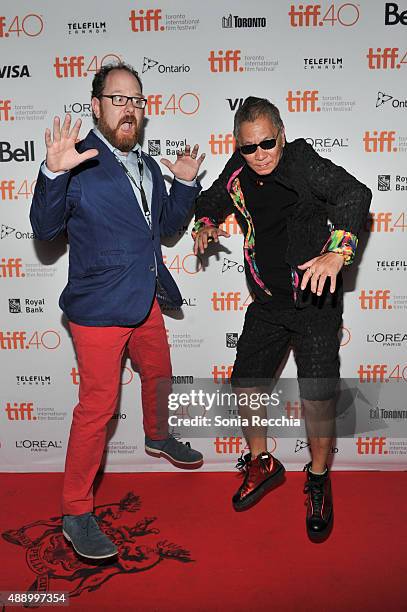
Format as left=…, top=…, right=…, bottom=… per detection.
left=45, top=115, right=98, bottom=173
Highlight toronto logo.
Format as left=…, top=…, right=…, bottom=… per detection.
left=2, top=492, right=193, bottom=601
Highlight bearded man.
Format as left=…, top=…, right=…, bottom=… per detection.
left=30, top=62, right=204, bottom=559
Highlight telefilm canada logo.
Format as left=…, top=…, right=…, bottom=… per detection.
left=303, top=57, right=343, bottom=70
left=66, top=20, right=107, bottom=35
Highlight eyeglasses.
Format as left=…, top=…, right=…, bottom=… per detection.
left=100, top=94, right=147, bottom=109
left=239, top=131, right=280, bottom=155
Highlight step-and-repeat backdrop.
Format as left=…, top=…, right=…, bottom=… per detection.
left=1, top=1, right=406, bottom=472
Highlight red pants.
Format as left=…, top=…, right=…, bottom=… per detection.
left=62, top=299, right=171, bottom=515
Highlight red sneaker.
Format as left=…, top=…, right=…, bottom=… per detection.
left=232, top=451, right=285, bottom=511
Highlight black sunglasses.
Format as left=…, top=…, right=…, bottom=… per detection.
left=239, top=130, right=280, bottom=155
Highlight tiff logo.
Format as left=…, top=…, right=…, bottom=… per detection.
left=0, top=100, right=13, bottom=121
left=367, top=47, right=404, bottom=69
left=54, top=56, right=86, bottom=78
left=0, top=331, right=26, bottom=349
left=5, top=401, right=36, bottom=420
left=0, top=180, right=15, bottom=199
left=363, top=131, right=396, bottom=152
left=286, top=90, right=320, bottom=112
left=214, top=436, right=244, bottom=453
left=129, top=9, right=164, bottom=32
left=219, top=215, right=242, bottom=235
left=359, top=290, right=392, bottom=309
left=211, top=365, right=234, bottom=383
left=356, top=436, right=387, bottom=454
left=209, top=133, right=235, bottom=155
left=0, top=257, right=24, bottom=277
left=208, top=50, right=243, bottom=73
left=211, top=291, right=244, bottom=311
left=289, top=4, right=321, bottom=26
left=368, top=212, right=393, bottom=231
left=358, top=364, right=387, bottom=382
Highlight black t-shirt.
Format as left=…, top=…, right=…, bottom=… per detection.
left=239, top=165, right=298, bottom=308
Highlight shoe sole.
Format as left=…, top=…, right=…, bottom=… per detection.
left=145, top=446, right=203, bottom=470
left=62, top=529, right=118, bottom=560
left=306, top=512, right=334, bottom=543
left=233, top=466, right=286, bottom=512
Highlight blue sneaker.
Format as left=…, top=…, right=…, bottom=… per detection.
left=145, top=435, right=203, bottom=469
left=62, top=512, right=118, bottom=559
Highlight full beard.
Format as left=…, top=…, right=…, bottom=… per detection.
left=97, top=114, right=139, bottom=152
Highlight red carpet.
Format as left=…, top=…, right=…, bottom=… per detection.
left=1, top=472, right=406, bottom=611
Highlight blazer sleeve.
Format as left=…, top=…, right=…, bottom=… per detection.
left=298, top=139, right=372, bottom=264
left=30, top=166, right=79, bottom=240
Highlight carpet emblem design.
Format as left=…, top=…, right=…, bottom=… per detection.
left=2, top=492, right=193, bottom=601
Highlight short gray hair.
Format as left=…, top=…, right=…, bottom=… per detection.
left=233, top=96, right=284, bottom=139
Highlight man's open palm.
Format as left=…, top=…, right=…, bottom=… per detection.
left=45, top=115, right=98, bottom=173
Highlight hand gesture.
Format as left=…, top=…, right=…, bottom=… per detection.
left=45, top=115, right=98, bottom=173
left=298, top=252, right=344, bottom=296
left=193, top=226, right=230, bottom=255
left=160, top=144, right=205, bottom=181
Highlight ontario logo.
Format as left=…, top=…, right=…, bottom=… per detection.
left=142, top=56, right=190, bottom=74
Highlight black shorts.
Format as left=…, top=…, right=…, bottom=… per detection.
left=231, top=301, right=342, bottom=401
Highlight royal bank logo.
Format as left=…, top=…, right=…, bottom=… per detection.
left=8, top=298, right=21, bottom=313
left=226, top=333, right=238, bottom=348
left=376, top=91, right=407, bottom=109
left=378, top=174, right=391, bottom=190
left=221, top=14, right=267, bottom=28
left=142, top=56, right=190, bottom=74
left=148, top=139, right=161, bottom=156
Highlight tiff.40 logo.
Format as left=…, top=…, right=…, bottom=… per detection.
left=0, top=14, right=44, bottom=37
left=367, top=47, right=407, bottom=69
left=288, top=3, right=360, bottom=27
left=53, top=54, right=121, bottom=78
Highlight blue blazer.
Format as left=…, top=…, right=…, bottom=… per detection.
left=30, top=130, right=201, bottom=326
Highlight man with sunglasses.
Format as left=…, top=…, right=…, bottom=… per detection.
left=193, top=96, right=371, bottom=540
left=30, top=62, right=205, bottom=559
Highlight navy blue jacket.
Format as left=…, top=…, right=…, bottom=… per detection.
left=30, top=130, right=200, bottom=325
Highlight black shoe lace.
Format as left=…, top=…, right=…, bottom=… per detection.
left=304, top=480, right=324, bottom=514
left=235, top=452, right=250, bottom=472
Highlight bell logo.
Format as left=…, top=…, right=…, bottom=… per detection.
left=5, top=401, right=36, bottom=420
left=214, top=436, right=245, bottom=453
left=359, top=289, right=392, bottom=310
left=0, top=100, right=14, bottom=121
left=356, top=436, right=387, bottom=454
left=357, top=364, right=387, bottom=382
left=209, top=133, right=235, bottom=155
left=212, top=365, right=234, bottom=383
left=208, top=50, right=243, bottom=73
left=0, top=257, right=24, bottom=277
left=366, top=47, right=406, bottom=69
left=363, top=131, right=397, bottom=152
left=286, top=90, right=320, bottom=112
left=385, top=2, right=407, bottom=25
left=129, top=9, right=164, bottom=32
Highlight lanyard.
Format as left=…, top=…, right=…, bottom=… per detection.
left=116, top=152, right=151, bottom=228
